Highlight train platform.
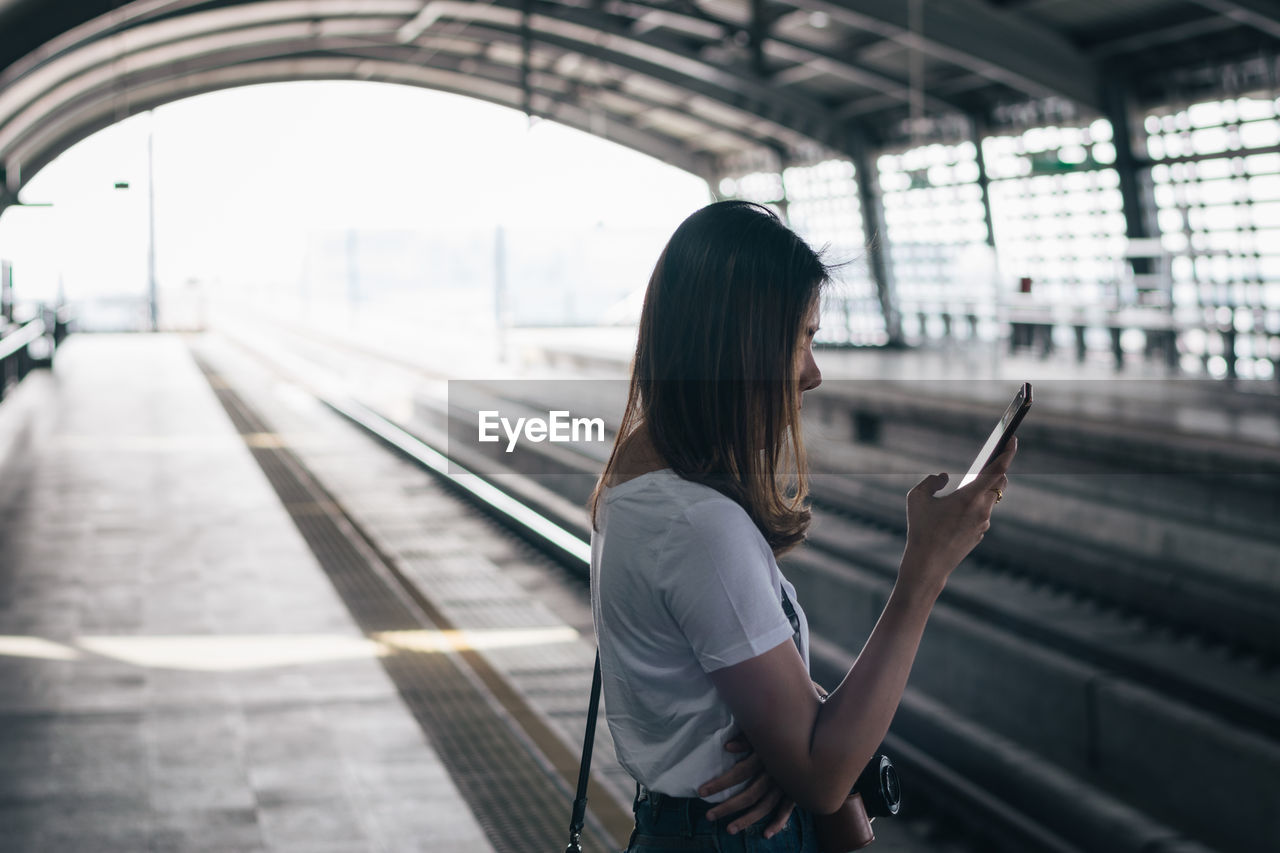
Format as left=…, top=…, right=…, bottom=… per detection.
left=507, top=325, right=1280, bottom=452
left=0, top=329, right=1011, bottom=853
left=0, top=332, right=613, bottom=852
left=2, top=329, right=1277, bottom=853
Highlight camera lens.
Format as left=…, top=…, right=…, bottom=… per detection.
left=879, top=760, right=901, bottom=815
left=854, top=754, right=901, bottom=818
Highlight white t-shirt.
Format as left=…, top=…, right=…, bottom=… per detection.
left=590, top=468, right=811, bottom=802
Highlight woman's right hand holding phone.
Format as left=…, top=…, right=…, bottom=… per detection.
left=900, top=438, right=1017, bottom=597
left=708, top=438, right=1017, bottom=817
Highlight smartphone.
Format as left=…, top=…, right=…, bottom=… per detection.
left=957, top=382, right=1032, bottom=489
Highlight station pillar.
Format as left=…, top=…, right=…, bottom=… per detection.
left=849, top=130, right=903, bottom=347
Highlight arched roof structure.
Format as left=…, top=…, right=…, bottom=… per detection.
left=0, top=0, right=1277, bottom=209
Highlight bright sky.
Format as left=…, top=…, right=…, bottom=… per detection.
left=0, top=81, right=710, bottom=305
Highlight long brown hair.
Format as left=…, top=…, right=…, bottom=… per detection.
left=590, top=200, right=832, bottom=556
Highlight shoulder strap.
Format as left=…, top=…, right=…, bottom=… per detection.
left=780, top=586, right=802, bottom=653
left=564, top=652, right=603, bottom=853
left=567, top=588, right=796, bottom=850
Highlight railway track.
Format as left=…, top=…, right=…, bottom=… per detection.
left=214, top=319, right=1279, bottom=852
left=199, top=325, right=1006, bottom=853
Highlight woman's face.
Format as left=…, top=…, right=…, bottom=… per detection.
left=797, top=302, right=822, bottom=407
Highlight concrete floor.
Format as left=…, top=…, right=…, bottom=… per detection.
left=0, top=334, right=493, bottom=853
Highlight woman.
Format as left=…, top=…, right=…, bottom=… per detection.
left=589, top=200, right=1014, bottom=851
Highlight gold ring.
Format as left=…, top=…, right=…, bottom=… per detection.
left=990, top=487, right=1004, bottom=503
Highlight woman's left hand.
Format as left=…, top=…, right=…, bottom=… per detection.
left=698, top=734, right=796, bottom=838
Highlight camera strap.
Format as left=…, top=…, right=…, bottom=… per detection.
left=565, top=583, right=796, bottom=852
left=563, top=652, right=602, bottom=853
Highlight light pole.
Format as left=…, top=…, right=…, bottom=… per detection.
left=114, top=113, right=158, bottom=332
left=146, top=123, right=157, bottom=332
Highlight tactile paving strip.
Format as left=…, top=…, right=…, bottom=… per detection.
left=193, top=354, right=621, bottom=853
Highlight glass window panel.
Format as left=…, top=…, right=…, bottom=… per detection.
left=1254, top=202, right=1280, bottom=228
left=1196, top=158, right=1233, bottom=179
left=1256, top=229, right=1280, bottom=254
left=1197, top=179, right=1239, bottom=205
left=1189, top=102, right=1224, bottom=127
left=874, top=138, right=997, bottom=342
left=1160, top=208, right=1187, bottom=233
left=1244, top=153, right=1280, bottom=174
left=1197, top=207, right=1244, bottom=229
left=719, top=159, right=884, bottom=344
left=1240, top=121, right=1280, bottom=149
left=1207, top=230, right=1244, bottom=251
left=1237, top=98, right=1276, bottom=121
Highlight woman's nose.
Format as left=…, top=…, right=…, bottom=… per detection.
left=801, top=359, right=821, bottom=393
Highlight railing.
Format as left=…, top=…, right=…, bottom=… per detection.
left=0, top=307, right=69, bottom=402
left=901, top=297, right=1280, bottom=380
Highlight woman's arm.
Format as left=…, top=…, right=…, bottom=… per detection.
left=695, top=681, right=832, bottom=837
left=708, top=441, right=1016, bottom=814
left=708, top=569, right=938, bottom=813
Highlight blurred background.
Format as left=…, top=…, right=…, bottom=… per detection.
left=0, top=3, right=1278, bottom=852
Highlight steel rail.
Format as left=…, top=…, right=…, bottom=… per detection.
left=0, top=317, right=45, bottom=361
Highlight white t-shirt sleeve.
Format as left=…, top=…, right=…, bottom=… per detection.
left=658, top=498, right=796, bottom=672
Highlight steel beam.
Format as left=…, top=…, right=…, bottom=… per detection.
left=3, top=0, right=836, bottom=154
left=970, top=116, right=995, bottom=249
left=7, top=56, right=715, bottom=188
left=609, top=0, right=970, bottom=115
left=847, top=127, right=901, bottom=346
left=1101, top=75, right=1157, bottom=278
left=1088, top=15, right=1238, bottom=59
left=0, top=11, right=798, bottom=189
left=1185, top=0, right=1280, bottom=40
left=798, top=0, right=1101, bottom=110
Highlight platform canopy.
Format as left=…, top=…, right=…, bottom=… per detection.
left=1, top=0, right=1278, bottom=205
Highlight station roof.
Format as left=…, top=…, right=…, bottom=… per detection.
left=1, top=0, right=1278, bottom=202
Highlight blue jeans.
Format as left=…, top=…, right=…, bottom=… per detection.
left=626, top=786, right=818, bottom=853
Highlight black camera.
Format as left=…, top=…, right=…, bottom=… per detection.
left=853, top=753, right=901, bottom=818
left=814, top=753, right=901, bottom=852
